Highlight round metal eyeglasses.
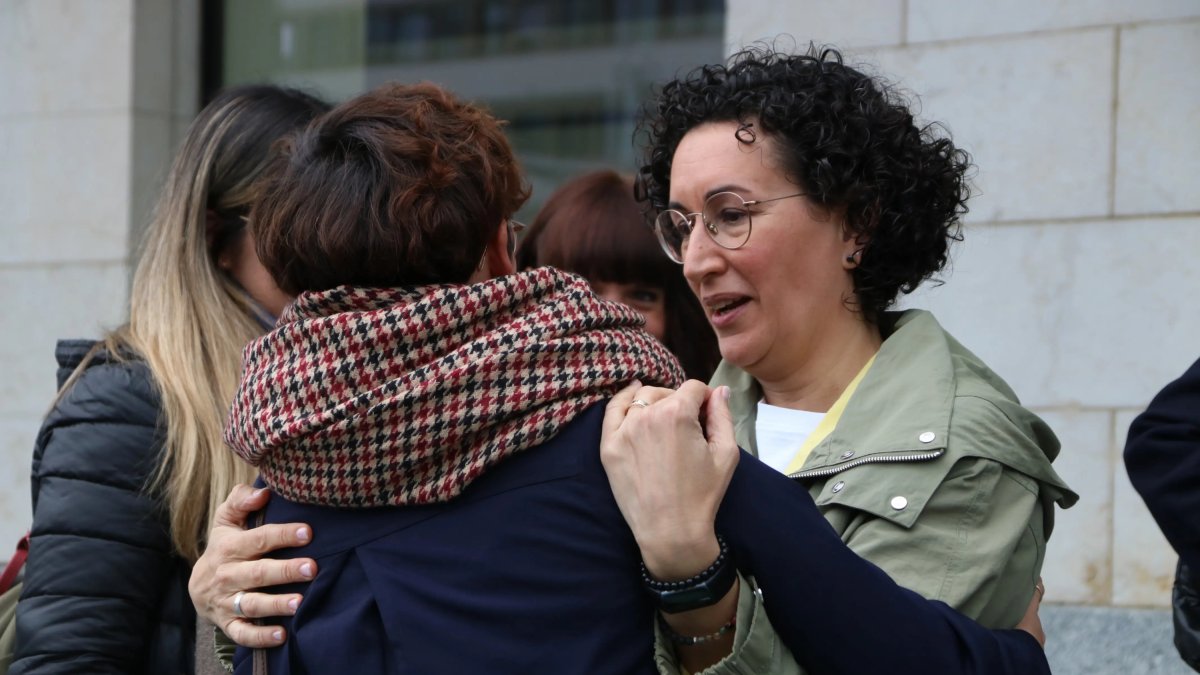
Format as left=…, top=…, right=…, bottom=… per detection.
left=653, top=191, right=808, bottom=263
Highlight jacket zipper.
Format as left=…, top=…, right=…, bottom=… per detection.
left=788, top=449, right=946, bottom=480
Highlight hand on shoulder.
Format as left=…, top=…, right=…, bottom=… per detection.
left=600, top=380, right=739, bottom=579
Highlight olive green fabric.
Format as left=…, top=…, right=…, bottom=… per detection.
left=0, top=582, right=20, bottom=674
left=654, top=309, right=1077, bottom=675
left=204, top=619, right=235, bottom=673
left=213, top=624, right=236, bottom=672
left=654, top=575, right=800, bottom=675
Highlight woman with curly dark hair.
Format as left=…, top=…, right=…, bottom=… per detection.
left=601, top=45, right=1078, bottom=674
left=516, top=169, right=720, bottom=381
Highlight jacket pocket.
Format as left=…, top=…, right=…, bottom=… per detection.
left=807, top=450, right=951, bottom=529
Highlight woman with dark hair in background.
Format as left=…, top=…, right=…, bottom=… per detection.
left=12, top=85, right=328, bottom=675
left=517, top=169, right=720, bottom=381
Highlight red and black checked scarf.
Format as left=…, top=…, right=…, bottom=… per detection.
left=225, top=267, right=684, bottom=508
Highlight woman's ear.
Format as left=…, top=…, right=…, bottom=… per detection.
left=840, top=201, right=880, bottom=270
left=489, top=220, right=517, bottom=277
left=207, top=208, right=239, bottom=271
left=205, top=208, right=221, bottom=254
left=840, top=221, right=869, bottom=271
left=469, top=221, right=516, bottom=282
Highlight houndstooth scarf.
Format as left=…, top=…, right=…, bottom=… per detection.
left=225, top=267, right=684, bottom=507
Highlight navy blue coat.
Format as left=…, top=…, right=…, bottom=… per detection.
left=233, top=403, right=657, bottom=675
left=718, top=449, right=1050, bottom=675
left=236, top=403, right=1048, bottom=675
left=1125, top=356, right=1200, bottom=571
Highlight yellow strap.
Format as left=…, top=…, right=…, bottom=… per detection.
left=782, top=354, right=877, bottom=475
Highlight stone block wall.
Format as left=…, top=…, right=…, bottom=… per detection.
left=0, top=0, right=198, bottom=550
left=727, top=1, right=1200, bottom=608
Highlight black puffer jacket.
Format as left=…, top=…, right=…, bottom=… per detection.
left=12, top=340, right=195, bottom=675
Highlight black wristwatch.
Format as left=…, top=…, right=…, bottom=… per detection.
left=641, top=535, right=736, bottom=614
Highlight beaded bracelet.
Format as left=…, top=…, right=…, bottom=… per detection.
left=657, top=613, right=737, bottom=646
left=640, top=536, right=728, bottom=591
left=640, top=535, right=736, bottom=614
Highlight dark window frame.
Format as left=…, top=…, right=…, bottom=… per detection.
left=200, top=0, right=224, bottom=104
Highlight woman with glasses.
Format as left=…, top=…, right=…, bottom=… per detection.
left=598, top=45, right=1077, bottom=674
left=516, top=169, right=720, bottom=381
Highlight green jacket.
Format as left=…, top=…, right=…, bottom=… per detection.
left=654, top=310, right=1078, bottom=675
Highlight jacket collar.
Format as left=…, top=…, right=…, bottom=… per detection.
left=715, top=310, right=952, bottom=465
left=713, top=310, right=1074, bottom=499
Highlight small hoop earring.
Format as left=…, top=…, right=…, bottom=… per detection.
left=845, top=249, right=862, bottom=266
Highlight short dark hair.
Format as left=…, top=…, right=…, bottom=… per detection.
left=200, top=85, right=331, bottom=257
left=637, top=45, right=972, bottom=319
left=517, top=170, right=720, bottom=380
left=253, top=81, right=530, bottom=294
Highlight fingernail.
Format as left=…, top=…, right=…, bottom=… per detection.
left=296, top=527, right=310, bottom=543
left=632, top=379, right=642, bottom=387
left=288, top=598, right=299, bottom=613
left=300, top=563, right=314, bottom=578
left=720, top=386, right=731, bottom=401
left=272, top=630, right=283, bottom=643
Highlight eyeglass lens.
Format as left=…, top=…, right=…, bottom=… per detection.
left=655, top=192, right=752, bottom=261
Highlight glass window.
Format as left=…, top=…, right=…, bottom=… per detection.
left=210, top=0, right=725, bottom=216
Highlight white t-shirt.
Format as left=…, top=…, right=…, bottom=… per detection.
left=755, top=400, right=825, bottom=475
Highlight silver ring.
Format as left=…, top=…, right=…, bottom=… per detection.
left=1034, top=581, right=1045, bottom=601
left=629, top=399, right=650, bottom=410
left=233, top=591, right=246, bottom=618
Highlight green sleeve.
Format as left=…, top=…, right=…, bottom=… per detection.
left=653, top=574, right=804, bottom=675
left=214, top=626, right=236, bottom=672
left=657, top=458, right=1044, bottom=673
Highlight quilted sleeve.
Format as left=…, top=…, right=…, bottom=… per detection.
left=12, top=361, right=176, bottom=675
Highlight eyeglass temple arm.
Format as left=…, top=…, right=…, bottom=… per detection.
left=744, top=191, right=808, bottom=207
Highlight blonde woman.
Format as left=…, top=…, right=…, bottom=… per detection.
left=11, top=85, right=328, bottom=675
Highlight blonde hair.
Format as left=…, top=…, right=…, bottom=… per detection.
left=77, top=86, right=328, bottom=562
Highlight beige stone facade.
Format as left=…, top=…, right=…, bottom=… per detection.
left=0, top=0, right=198, bottom=545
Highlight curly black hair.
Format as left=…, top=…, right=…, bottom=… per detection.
left=637, top=45, right=972, bottom=320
